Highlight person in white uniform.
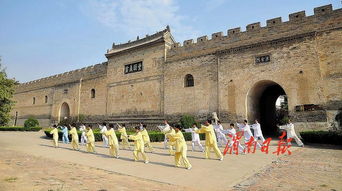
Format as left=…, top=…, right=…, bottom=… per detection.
left=184, top=123, right=204, bottom=152
left=79, top=124, right=87, bottom=146
left=158, top=120, right=171, bottom=149
left=222, top=123, right=245, bottom=153
left=237, top=120, right=261, bottom=148
left=250, top=120, right=266, bottom=143
left=278, top=119, right=304, bottom=147
left=157, top=121, right=175, bottom=155
left=99, top=122, right=109, bottom=147
left=214, top=121, right=228, bottom=147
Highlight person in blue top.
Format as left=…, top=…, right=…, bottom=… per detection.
left=60, top=125, right=69, bottom=144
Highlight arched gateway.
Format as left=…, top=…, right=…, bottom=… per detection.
left=247, top=80, right=288, bottom=136
left=59, top=102, right=70, bottom=122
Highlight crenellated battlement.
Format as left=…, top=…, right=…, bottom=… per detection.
left=167, top=4, right=342, bottom=61
left=15, top=62, right=108, bottom=93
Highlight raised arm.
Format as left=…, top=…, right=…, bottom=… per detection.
left=184, top=128, right=193, bottom=133
left=128, top=134, right=140, bottom=141
left=195, top=125, right=209, bottom=134
left=278, top=124, right=286, bottom=130
left=166, top=132, right=181, bottom=142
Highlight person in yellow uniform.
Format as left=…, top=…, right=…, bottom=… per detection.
left=49, top=125, right=59, bottom=148
left=69, top=124, right=79, bottom=150
left=164, top=126, right=176, bottom=155
left=103, top=124, right=119, bottom=158
left=166, top=124, right=192, bottom=170
left=128, top=126, right=149, bottom=163
left=140, top=124, right=153, bottom=152
left=86, top=125, right=96, bottom=153
left=117, top=123, right=131, bottom=150
left=196, top=119, right=223, bottom=161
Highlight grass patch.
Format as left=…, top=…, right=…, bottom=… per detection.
left=4, top=177, right=18, bottom=182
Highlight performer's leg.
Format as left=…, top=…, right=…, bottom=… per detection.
left=238, top=142, right=245, bottom=153
left=163, top=137, right=168, bottom=149
left=123, top=138, right=129, bottom=149
left=109, top=145, right=114, bottom=156
left=104, top=136, right=109, bottom=147
left=141, top=150, right=149, bottom=162
left=213, top=143, right=223, bottom=159
left=169, top=144, right=174, bottom=155
left=293, top=135, right=304, bottom=146
left=222, top=137, right=227, bottom=146
left=197, top=140, right=204, bottom=152
left=133, top=150, right=139, bottom=161
left=53, top=138, right=58, bottom=147
left=71, top=140, right=75, bottom=149
left=260, top=136, right=265, bottom=143
left=174, top=152, right=181, bottom=167
left=256, top=141, right=262, bottom=149
left=86, top=143, right=90, bottom=152
left=147, top=142, right=153, bottom=152
left=205, top=145, right=210, bottom=159
left=191, top=141, right=195, bottom=151
left=181, top=150, right=192, bottom=169
left=114, top=144, right=119, bottom=157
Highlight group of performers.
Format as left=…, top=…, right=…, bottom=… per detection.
left=49, top=114, right=304, bottom=170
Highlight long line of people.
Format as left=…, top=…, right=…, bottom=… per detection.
left=49, top=118, right=303, bottom=170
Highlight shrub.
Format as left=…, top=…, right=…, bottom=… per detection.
left=0, top=126, right=42, bottom=131
left=24, top=117, right=39, bottom=128
left=180, top=115, right=197, bottom=129
left=300, top=131, right=342, bottom=145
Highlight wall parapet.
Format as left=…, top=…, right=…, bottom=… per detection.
left=15, top=62, right=108, bottom=93
left=167, top=4, right=342, bottom=61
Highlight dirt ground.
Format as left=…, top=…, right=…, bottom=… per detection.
left=0, top=132, right=341, bottom=191
left=233, top=144, right=342, bottom=191
left=0, top=149, right=192, bottom=191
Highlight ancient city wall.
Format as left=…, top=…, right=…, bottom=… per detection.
left=164, top=4, right=342, bottom=132
left=15, top=62, right=108, bottom=93
left=12, top=62, right=108, bottom=126
left=167, top=5, right=342, bottom=62
left=10, top=4, right=341, bottom=131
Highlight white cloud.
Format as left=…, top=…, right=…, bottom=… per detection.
left=204, top=0, right=228, bottom=11
left=84, top=0, right=198, bottom=42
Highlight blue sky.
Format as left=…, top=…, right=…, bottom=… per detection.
left=0, top=0, right=341, bottom=83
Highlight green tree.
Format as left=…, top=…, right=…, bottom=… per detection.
left=24, top=117, right=39, bottom=128
left=0, top=57, right=16, bottom=126
left=180, top=115, right=197, bottom=129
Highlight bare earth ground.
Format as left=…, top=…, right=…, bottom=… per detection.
left=0, top=149, right=191, bottom=191
left=0, top=132, right=341, bottom=191
left=234, top=144, right=342, bottom=191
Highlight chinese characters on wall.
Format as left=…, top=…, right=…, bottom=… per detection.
left=255, top=55, right=270, bottom=64
left=124, top=61, right=143, bottom=74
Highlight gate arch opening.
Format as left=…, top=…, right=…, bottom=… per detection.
left=247, top=80, right=287, bottom=136
left=59, top=102, right=70, bottom=122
